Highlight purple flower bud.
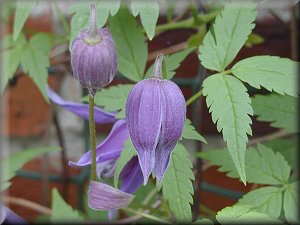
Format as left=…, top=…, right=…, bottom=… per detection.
left=125, top=54, right=186, bottom=184
left=71, top=3, right=118, bottom=96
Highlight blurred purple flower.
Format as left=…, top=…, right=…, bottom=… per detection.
left=126, top=54, right=186, bottom=184
left=0, top=205, right=26, bottom=224
left=47, top=88, right=143, bottom=212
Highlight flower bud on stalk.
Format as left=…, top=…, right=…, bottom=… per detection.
left=70, top=3, right=117, bottom=96
left=126, top=54, right=186, bottom=184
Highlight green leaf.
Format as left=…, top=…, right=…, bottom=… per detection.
left=232, top=56, right=298, bottom=97
left=114, top=140, right=136, bottom=188
left=193, top=218, right=214, bottom=224
left=145, top=48, right=195, bottom=79
left=83, top=84, right=133, bottom=118
left=13, top=0, right=37, bottom=41
left=199, top=2, right=256, bottom=72
left=51, top=188, right=84, bottom=222
left=237, top=186, right=283, bottom=218
left=187, top=26, right=207, bottom=48
left=161, top=142, right=195, bottom=221
left=283, top=182, right=298, bottom=223
left=20, top=33, right=52, bottom=102
left=69, top=1, right=120, bottom=51
left=197, top=144, right=291, bottom=185
left=109, top=6, right=147, bottom=82
left=2, top=146, right=61, bottom=191
left=131, top=0, right=159, bottom=40
left=251, top=94, right=298, bottom=132
left=216, top=204, right=281, bottom=224
left=244, top=32, right=264, bottom=48
left=182, top=119, right=207, bottom=143
left=202, top=74, right=253, bottom=184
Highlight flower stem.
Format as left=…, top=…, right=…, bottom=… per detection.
left=186, top=90, right=203, bottom=106
left=89, top=94, right=96, bottom=181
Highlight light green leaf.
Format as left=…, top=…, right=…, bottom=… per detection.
left=13, top=0, right=37, bottom=41
left=162, top=142, right=195, bottom=221
left=2, top=146, right=61, bottom=191
left=251, top=94, right=298, bottom=132
left=199, top=2, right=256, bottom=72
left=197, top=144, right=291, bottom=185
left=20, top=33, right=52, bottom=102
left=82, top=84, right=133, bottom=118
left=237, top=186, right=283, bottom=218
left=216, top=204, right=281, bottom=224
left=69, top=0, right=121, bottom=51
left=109, top=7, right=147, bottom=82
left=244, top=32, right=264, bottom=48
left=182, top=119, right=207, bottom=143
left=202, top=74, right=253, bottom=184
left=187, top=26, right=207, bottom=48
left=131, top=0, right=159, bottom=40
left=114, top=140, right=136, bottom=188
left=51, top=188, right=84, bottom=222
left=145, top=48, right=195, bottom=79
left=232, top=56, right=298, bottom=96
left=193, top=218, right=214, bottom=224
left=283, top=182, right=298, bottom=223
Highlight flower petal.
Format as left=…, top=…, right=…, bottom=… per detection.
left=88, top=181, right=134, bottom=210
left=126, top=79, right=163, bottom=184
left=47, top=86, right=116, bottom=123
left=69, top=119, right=129, bottom=167
left=120, top=156, right=144, bottom=193
left=153, top=80, right=186, bottom=181
left=1, top=205, right=27, bottom=224
left=96, top=159, right=116, bottom=179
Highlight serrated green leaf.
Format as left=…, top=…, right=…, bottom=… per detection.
left=69, top=0, right=121, bottom=51
left=20, top=33, right=52, bottom=102
left=216, top=204, right=281, bottom=224
left=2, top=146, right=61, bottom=191
left=251, top=94, right=298, bottom=132
left=162, top=142, right=195, bottom=221
left=51, top=188, right=84, bottom=222
left=193, top=218, right=214, bottom=224
left=82, top=84, right=133, bottom=118
left=109, top=6, right=147, bottom=82
left=197, top=144, right=291, bottom=185
left=182, top=119, right=207, bottom=143
left=131, top=0, right=159, bottom=40
left=13, top=0, right=37, bottom=41
left=232, top=56, right=298, bottom=96
left=145, top=48, right=195, bottom=79
left=202, top=74, right=253, bottom=184
left=114, top=140, right=136, bottom=188
left=199, top=2, right=256, bottom=72
left=283, top=182, right=298, bottom=223
left=237, top=186, right=283, bottom=218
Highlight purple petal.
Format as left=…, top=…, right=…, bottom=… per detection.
left=69, top=119, right=129, bottom=167
left=96, top=159, right=117, bottom=179
left=47, top=86, right=117, bottom=124
left=1, top=205, right=27, bottom=224
left=120, top=156, right=144, bottom=193
left=126, top=80, right=163, bottom=184
left=88, top=181, right=134, bottom=210
left=154, top=81, right=186, bottom=181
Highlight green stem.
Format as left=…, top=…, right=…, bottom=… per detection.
left=89, top=94, right=96, bottom=181
left=186, top=90, right=203, bottom=106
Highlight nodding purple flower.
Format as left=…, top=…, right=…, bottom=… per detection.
left=125, top=54, right=186, bottom=184
left=0, top=205, right=27, bottom=224
left=71, top=3, right=118, bottom=96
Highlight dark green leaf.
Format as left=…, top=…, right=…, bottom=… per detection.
left=232, top=56, right=299, bottom=97
left=109, top=7, right=148, bottom=82
left=199, top=2, right=256, bottom=72
left=203, top=73, right=253, bottom=184
left=251, top=94, right=298, bottom=132
left=162, top=142, right=195, bottom=221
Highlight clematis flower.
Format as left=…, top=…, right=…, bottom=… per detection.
left=47, top=88, right=143, bottom=212
left=0, top=205, right=26, bottom=224
left=125, top=53, right=186, bottom=184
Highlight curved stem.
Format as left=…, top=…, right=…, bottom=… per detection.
left=186, top=90, right=203, bottom=107
left=89, top=94, right=96, bottom=181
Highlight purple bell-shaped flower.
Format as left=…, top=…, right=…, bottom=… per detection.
left=126, top=54, right=186, bottom=184
left=70, top=3, right=118, bottom=96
